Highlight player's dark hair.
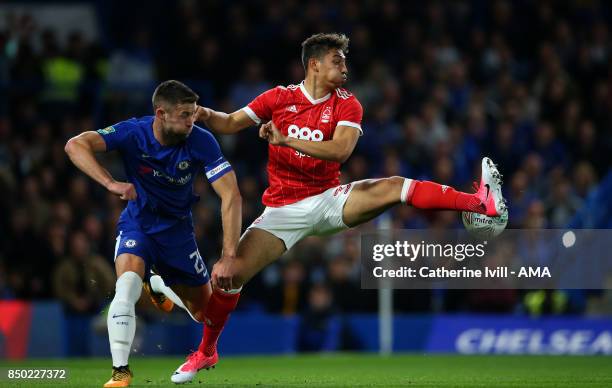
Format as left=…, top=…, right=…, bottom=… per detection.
left=301, top=33, right=349, bottom=72
left=152, top=80, right=199, bottom=110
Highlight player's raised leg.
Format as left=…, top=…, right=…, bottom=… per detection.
left=169, top=228, right=286, bottom=384
left=342, top=157, right=506, bottom=227
left=104, top=254, right=144, bottom=388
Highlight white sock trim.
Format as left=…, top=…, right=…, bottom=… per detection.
left=218, top=286, right=242, bottom=294
left=400, top=178, right=413, bottom=204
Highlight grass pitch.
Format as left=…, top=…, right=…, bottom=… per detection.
left=1, top=353, right=611, bottom=387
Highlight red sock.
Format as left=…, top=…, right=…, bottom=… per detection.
left=198, top=288, right=240, bottom=356
left=405, top=180, right=484, bottom=213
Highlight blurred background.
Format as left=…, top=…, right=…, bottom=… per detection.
left=0, top=0, right=611, bottom=359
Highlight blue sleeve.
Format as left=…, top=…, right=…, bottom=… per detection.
left=196, top=129, right=233, bottom=183
left=97, top=120, right=133, bottom=152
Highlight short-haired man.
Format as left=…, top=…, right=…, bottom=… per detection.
left=65, top=80, right=242, bottom=387
left=166, top=33, right=506, bottom=383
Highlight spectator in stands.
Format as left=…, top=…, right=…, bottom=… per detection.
left=52, top=230, right=113, bottom=356
left=0, top=2, right=611, bottom=317
left=297, top=283, right=339, bottom=352
left=544, top=177, right=583, bottom=228
left=52, top=230, right=114, bottom=314
left=265, top=259, right=308, bottom=315
left=5, top=207, right=54, bottom=299
left=228, top=58, right=270, bottom=110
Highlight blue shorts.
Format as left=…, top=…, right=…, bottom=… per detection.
left=114, top=218, right=210, bottom=287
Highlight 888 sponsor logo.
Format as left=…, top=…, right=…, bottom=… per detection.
left=287, top=124, right=323, bottom=158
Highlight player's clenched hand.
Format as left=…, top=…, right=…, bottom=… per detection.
left=259, top=121, right=287, bottom=146
left=195, top=105, right=211, bottom=122
left=211, top=255, right=238, bottom=290
left=258, top=121, right=271, bottom=140
left=106, top=181, right=137, bottom=200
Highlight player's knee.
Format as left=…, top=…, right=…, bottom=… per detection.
left=386, top=176, right=405, bottom=189
left=115, top=253, right=145, bottom=271
left=380, top=176, right=405, bottom=198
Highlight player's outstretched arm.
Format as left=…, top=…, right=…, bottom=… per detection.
left=209, top=171, right=242, bottom=289
left=65, top=131, right=136, bottom=200
left=195, top=106, right=255, bottom=134
left=260, top=121, right=359, bottom=163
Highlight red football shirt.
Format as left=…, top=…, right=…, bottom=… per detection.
left=243, top=81, right=363, bottom=207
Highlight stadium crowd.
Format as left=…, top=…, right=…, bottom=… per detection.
left=1, top=1, right=611, bottom=325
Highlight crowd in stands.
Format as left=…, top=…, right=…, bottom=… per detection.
left=1, top=1, right=611, bottom=322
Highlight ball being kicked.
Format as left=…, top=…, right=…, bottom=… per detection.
left=462, top=208, right=508, bottom=240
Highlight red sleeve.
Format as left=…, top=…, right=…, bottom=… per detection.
left=336, top=96, right=363, bottom=135
left=243, top=87, right=281, bottom=125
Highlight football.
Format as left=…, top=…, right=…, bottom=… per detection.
left=462, top=208, right=508, bottom=240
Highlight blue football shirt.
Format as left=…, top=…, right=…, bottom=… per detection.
left=97, top=116, right=232, bottom=233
